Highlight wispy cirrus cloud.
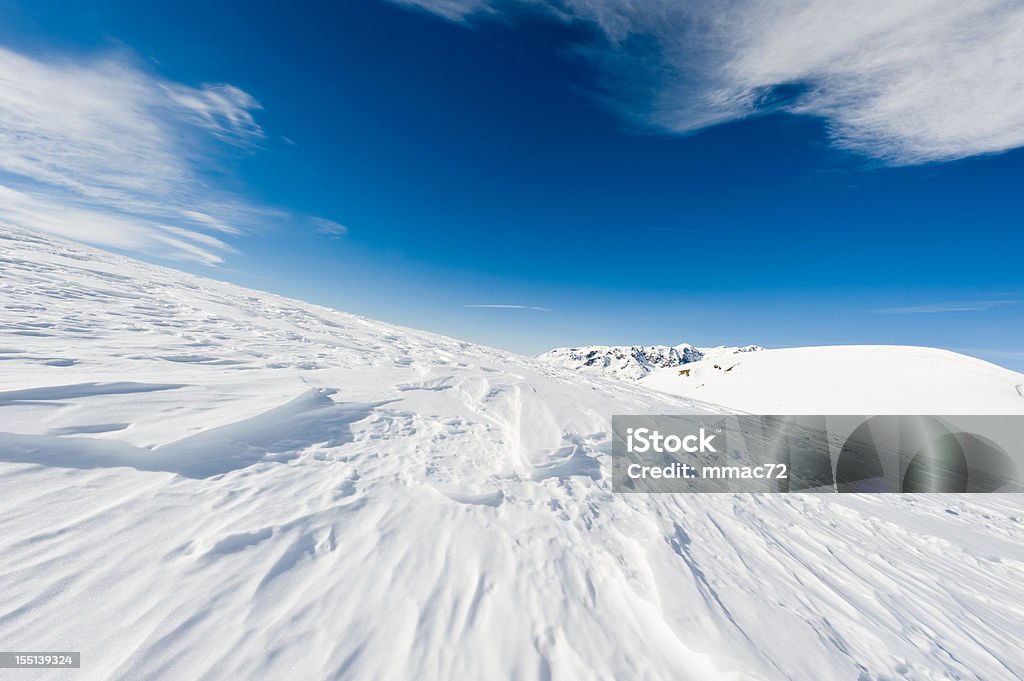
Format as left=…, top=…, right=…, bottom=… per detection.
left=393, top=0, right=1024, bottom=165
left=0, top=185, right=239, bottom=266
left=465, top=304, right=551, bottom=311
left=0, top=45, right=327, bottom=264
left=873, top=300, right=1018, bottom=314
left=390, top=0, right=492, bottom=21
left=312, top=218, right=349, bottom=238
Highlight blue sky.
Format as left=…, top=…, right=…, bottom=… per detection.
left=1, top=0, right=1022, bottom=368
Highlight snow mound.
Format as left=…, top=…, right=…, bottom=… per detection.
left=2, top=226, right=1024, bottom=681
left=642, top=345, right=1024, bottom=415
left=538, top=343, right=762, bottom=381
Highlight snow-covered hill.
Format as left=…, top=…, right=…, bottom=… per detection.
left=641, top=345, right=1024, bottom=415
left=538, top=343, right=762, bottom=381
left=2, top=226, right=1024, bottom=681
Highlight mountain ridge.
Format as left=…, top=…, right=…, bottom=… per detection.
left=538, top=343, right=763, bottom=381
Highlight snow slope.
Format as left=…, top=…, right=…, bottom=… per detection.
left=641, top=345, right=1024, bottom=415
left=2, top=226, right=1024, bottom=681
left=538, top=343, right=762, bottom=381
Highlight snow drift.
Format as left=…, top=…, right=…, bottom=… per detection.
left=641, top=345, right=1024, bottom=416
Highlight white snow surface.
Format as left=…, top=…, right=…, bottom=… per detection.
left=2, top=226, right=1024, bottom=681
left=538, top=343, right=763, bottom=381
left=642, top=346, right=1024, bottom=415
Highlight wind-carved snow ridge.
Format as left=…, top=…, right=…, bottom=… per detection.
left=538, top=343, right=763, bottom=381
left=2, top=224, right=1024, bottom=681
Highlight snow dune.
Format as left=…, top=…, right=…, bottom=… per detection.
left=2, top=226, right=1023, bottom=680
left=642, top=345, right=1024, bottom=415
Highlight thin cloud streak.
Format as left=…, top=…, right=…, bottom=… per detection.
left=312, top=218, right=349, bottom=238
left=646, top=227, right=705, bottom=234
left=390, top=0, right=491, bottom=20
left=873, top=300, right=1018, bottom=314
left=465, top=304, right=552, bottom=311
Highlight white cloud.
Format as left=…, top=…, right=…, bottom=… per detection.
left=163, top=82, right=263, bottom=142
left=873, top=300, right=1018, bottom=314
left=0, top=185, right=231, bottom=265
left=465, top=304, right=551, bottom=311
left=0, top=45, right=275, bottom=263
left=312, top=218, right=349, bottom=238
left=395, top=0, right=1024, bottom=164
left=390, top=0, right=493, bottom=21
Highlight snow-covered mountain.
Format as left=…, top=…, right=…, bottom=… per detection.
left=538, top=343, right=763, bottom=381
left=3, top=226, right=1024, bottom=681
